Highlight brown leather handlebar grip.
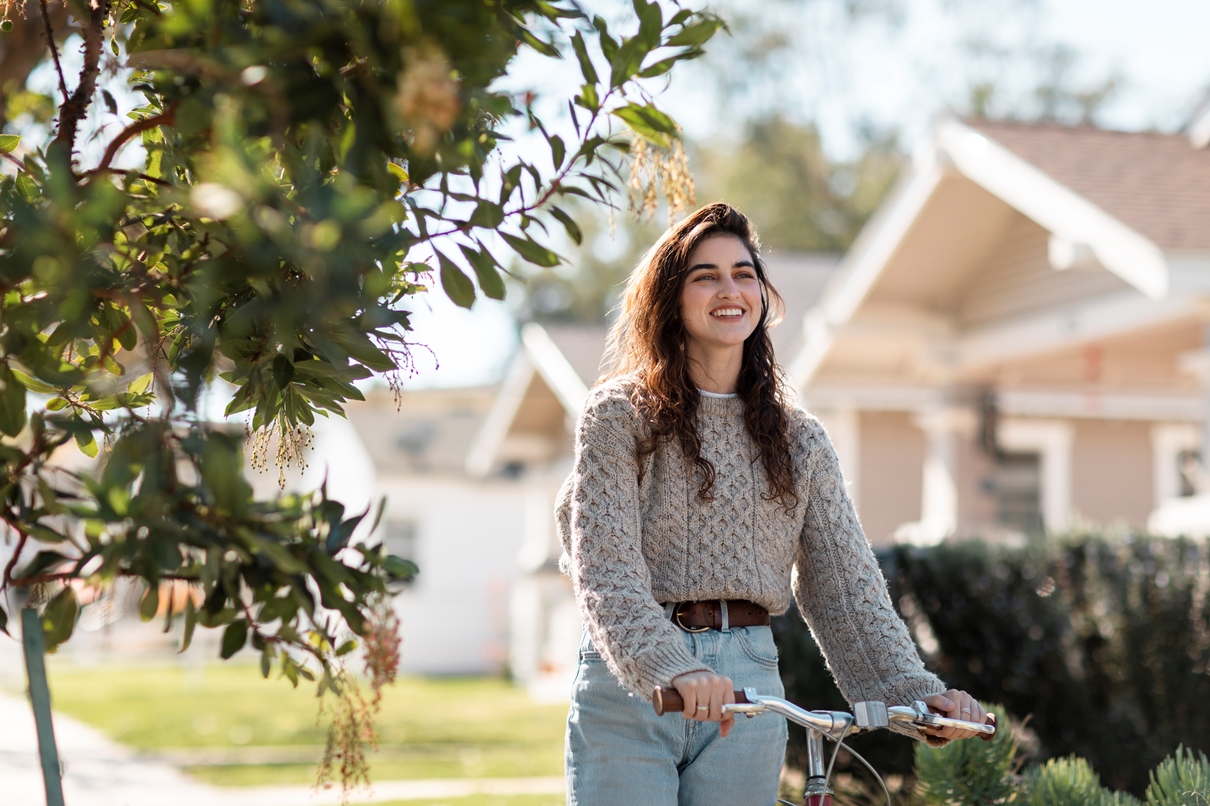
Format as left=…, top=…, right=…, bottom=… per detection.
left=979, top=712, right=998, bottom=741
left=651, top=686, right=750, bottom=716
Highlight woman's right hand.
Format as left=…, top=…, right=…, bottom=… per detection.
left=671, top=670, right=736, bottom=737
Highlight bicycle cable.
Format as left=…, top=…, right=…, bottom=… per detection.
left=833, top=737, right=893, bottom=806
left=821, top=719, right=853, bottom=795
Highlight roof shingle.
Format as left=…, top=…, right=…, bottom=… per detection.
left=967, top=119, right=1210, bottom=252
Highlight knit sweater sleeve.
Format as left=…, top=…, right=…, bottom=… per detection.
left=792, top=416, right=950, bottom=745
left=562, top=387, right=712, bottom=696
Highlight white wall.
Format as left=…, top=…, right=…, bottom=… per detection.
left=379, top=477, right=526, bottom=675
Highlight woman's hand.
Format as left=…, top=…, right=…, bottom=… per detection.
left=671, top=670, right=736, bottom=737
left=922, top=689, right=989, bottom=741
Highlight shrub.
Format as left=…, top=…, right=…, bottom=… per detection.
left=774, top=533, right=1210, bottom=796
left=1145, top=746, right=1210, bottom=806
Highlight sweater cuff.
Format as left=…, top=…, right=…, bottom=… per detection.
left=632, top=640, right=714, bottom=698
left=877, top=672, right=950, bottom=747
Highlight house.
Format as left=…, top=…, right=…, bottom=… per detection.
left=791, top=117, right=1210, bottom=543
left=337, top=386, right=529, bottom=675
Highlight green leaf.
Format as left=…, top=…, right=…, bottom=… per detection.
left=437, top=251, right=476, bottom=309
left=385, top=554, right=419, bottom=581
left=0, top=365, right=27, bottom=437
left=335, top=639, right=358, bottom=657
left=272, top=354, right=294, bottom=388
left=518, top=27, right=560, bottom=58
left=611, top=102, right=678, bottom=146
left=9, top=369, right=57, bottom=395
left=42, top=586, right=79, bottom=650
left=469, top=200, right=505, bottom=229
left=201, top=436, right=251, bottom=514
left=139, top=584, right=160, bottom=622
left=459, top=244, right=506, bottom=301
left=667, top=16, right=725, bottom=48
left=0, top=134, right=20, bottom=155
left=500, top=232, right=561, bottom=267
left=180, top=596, right=197, bottom=653
left=575, top=83, right=600, bottom=113
left=549, top=135, right=566, bottom=170
left=570, top=32, right=598, bottom=84
left=549, top=206, right=583, bottom=245
left=220, top=618, right=249, bottom=659
left=639, top=54, right=686, bottom=79
left=128, top=373, right=154, bottom=395
left=75, top=428, right=99, bottom=459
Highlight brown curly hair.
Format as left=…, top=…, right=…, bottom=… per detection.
left=601, top=202, right=799, bottom=511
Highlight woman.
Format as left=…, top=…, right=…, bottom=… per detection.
left=556, top=203, right=985, bottom=805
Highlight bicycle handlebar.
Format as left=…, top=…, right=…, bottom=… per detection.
left=651, top=686, right=997, bottom=741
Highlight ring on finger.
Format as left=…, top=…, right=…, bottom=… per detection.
left=696, top=705, right=708, bottom=713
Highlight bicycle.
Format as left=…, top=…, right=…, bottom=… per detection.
left=652, top=686, right=997, bottom=806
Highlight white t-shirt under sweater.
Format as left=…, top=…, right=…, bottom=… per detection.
left=555, top=377, right=947, bottom=744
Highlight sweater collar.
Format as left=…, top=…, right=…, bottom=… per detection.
left=697, top=392, right=745, bottom=417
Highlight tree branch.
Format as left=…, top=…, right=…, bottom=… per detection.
left=51, top=0, right=107, bottom=160
left=86, top=103, right=177, bottom=177
left=1, top=531, right=28, bottom=592
left=38, top=0, right=70, bottom=103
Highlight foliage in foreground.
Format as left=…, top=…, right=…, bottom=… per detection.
left=0, top=0, right=717, bottom=667
left=776, top=533, right=1210, bottom=796
left=0, top=0, right=719, bottom=792
left=914, top=714, right=1210, bottom=806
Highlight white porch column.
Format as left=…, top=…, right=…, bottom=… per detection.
left=903, top=407, right=976, bottom=544
left=998, top=418, right=1074, bottom=534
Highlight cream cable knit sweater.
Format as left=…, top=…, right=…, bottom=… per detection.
left=556, top=378, right=947, bottom=738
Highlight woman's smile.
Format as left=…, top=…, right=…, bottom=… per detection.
left=680, top=234, right=763, bottom=357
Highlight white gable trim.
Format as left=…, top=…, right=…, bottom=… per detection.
left=788, top=147, right=947, bottom=387
left=465, top=324, right=591, bottom=477
left=521, top=323, right=590, bottom=416
left=465, top=353, right=537, bottom=477
left=936, top=120, right=1168, bottom=300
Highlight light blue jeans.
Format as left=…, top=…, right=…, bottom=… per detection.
left=565, top=625, right=788, bottom=805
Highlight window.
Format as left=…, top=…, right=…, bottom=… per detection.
left=995, top=452, right=1044, bottom=535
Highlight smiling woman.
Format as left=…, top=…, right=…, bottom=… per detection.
left=678, top=235, right=765, bottom=393
left=554, top=202, right=988, bottom=806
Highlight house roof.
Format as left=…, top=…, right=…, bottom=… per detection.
left=345, top=386, right=495, bottom=476
left=966, top=120, right=1210, bottom=252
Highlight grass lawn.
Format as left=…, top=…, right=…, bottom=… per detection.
left=43, top=661, right=568, bottom=788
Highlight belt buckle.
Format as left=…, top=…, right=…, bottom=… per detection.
left=673, top=603, right=710, bottom=633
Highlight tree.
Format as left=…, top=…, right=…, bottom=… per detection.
left=0, top=0, right=720, bottom=787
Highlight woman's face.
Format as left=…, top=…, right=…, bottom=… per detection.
left=678, top=234, right=763, bottom=357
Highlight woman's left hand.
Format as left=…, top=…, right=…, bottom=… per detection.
left=921, top=689, right=988, bottom=741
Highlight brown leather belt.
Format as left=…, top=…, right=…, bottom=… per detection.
left=667, top=600, right=770, bottom=633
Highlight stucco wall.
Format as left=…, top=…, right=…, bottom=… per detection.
left=857, top=411, right=925, bottom=545
left=1071, top=419, right=1155, bottom=528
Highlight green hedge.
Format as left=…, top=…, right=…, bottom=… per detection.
left=773, top=533, right=1210, bottom=795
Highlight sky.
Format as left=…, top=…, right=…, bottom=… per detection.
left=408, top=0, right=1210, bottom=390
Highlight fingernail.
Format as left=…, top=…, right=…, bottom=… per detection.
left=943, top=699, right=954, bottom=709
